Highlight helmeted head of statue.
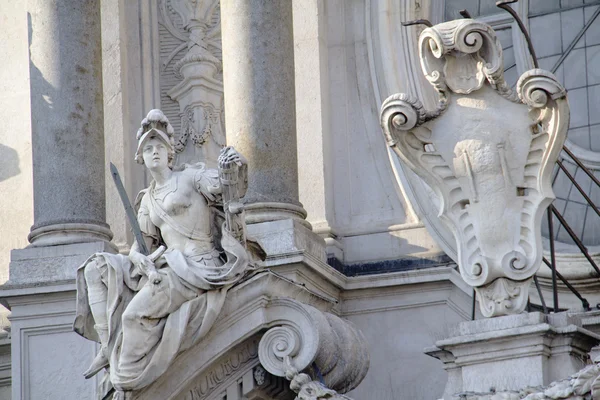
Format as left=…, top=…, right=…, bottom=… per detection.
left=135, top=109, right=176, bottom=168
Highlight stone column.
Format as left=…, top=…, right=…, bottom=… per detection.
left=221, top=0, right=308, bottom=227
left=27, top=0, right=112, bottom=247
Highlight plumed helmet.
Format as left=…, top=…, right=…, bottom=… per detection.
left=134, top=109, right=176, bottom=165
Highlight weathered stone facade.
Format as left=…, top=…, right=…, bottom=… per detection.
left=3, top=1, right=600, bottom=399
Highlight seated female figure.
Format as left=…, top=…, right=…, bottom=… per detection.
left=74, top=110, right=253, bottom=397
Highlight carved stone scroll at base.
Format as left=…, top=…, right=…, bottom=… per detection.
left=380, top=19, right=569, bottom=317
left=257, top=307, right=368, bottom=399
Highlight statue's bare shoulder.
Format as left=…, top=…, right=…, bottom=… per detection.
left=176, top=162, right=221, bottom=202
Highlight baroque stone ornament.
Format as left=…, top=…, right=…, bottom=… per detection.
left=257, top=302, right=369, bottom=399
left=160, top=0, right=226, bottom=167
left=73, top=110, right=262, bottom=399
left=380, top=19, right=569, bottom=317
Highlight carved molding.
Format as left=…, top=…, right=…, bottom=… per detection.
left=380, top=19, right=569, bottom=317
left=182, top=336, right=259, bottom=400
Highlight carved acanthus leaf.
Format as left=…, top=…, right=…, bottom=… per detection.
left=474, top=277, right=531, bottom=318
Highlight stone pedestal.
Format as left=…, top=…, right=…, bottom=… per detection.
left=246, top=219, right=344, bottom=301
left=2, top=242, right=115, bottom=400
left=426, top=312, right=600, bottom=399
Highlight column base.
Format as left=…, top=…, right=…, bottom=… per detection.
left=245, top=202, right=311, bottom=230
left=28, top=222, right=113, bottom=248
left=425, top=312, right=600, bottom=398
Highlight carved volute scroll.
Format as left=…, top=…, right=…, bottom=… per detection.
left=380, top=19, right=569, bottom=317
left=257, top=301, right=369, bottom=398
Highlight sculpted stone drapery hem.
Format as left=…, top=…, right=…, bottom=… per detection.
left=380, top=19, right=569, bottom=317
left=73, top=109, right=260, bottom=397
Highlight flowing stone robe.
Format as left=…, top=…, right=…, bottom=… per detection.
left=74, top=163, right=250, bottom=392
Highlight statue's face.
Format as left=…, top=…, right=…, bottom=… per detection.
left=142, top=136, right=169, bottom=170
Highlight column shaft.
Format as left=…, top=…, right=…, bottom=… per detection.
left=27, top=0, right=111, bottom=246
left=221, top=0, right=308, bottom=225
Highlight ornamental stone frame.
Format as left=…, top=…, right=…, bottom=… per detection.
left=380, top=18, right=569, bottom=317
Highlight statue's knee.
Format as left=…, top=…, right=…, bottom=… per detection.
left=121, top=308, right=133, bottom=324
left=84, top=257, right=104, bottom=283
left=121, top=307, right=140, bottom=325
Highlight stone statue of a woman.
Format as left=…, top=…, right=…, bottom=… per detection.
left=73, top=109, right=259, bottom=398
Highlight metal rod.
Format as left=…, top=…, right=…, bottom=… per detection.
left=557, top=160, right=600, bottom=218
left=562, top=145, right=600, bottom=189
left=542, top=257, right=591, bottom=310
left=496, top=1, right=539, bottom=68
left=547, top=207, right=559, bottom=312
left=471, top=288, right=476, bottom=320
left=459, top=9, right=472, bottom=19
left=551, top=5, right=600, bottom=74
left=550, top=204, right=600, bottom=277
left=533, top=275, right=548, bottom=314
left=402, top=19, right=432, bottom=28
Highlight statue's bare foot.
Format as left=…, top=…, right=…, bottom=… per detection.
left=83, top=348, right=109, bottom=379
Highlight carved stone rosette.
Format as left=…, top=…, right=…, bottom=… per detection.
left=380, top=19, right=569, bottom=317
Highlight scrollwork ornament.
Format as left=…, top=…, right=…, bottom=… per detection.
left=258, top=326, right=301, bottom=377
left=380, top=18, right=569, bottom=317
left=380, top=93, right=424, bottom=144
left=517, top=69, right=567, bottom=108
left=159, top=0, right=222, bottom=76
left=418, top=19, right=516, bottom=101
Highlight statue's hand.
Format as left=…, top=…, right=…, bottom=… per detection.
left=147, top=270, right=163, bottom=285
left=218, top=146, right=247, bottom=169
left=129, top=251, right=156, bottom=276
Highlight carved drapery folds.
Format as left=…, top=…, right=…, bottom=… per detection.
left=380, top=19, right=569, bottom=317
left=160, top=0, right=225, bottom=167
